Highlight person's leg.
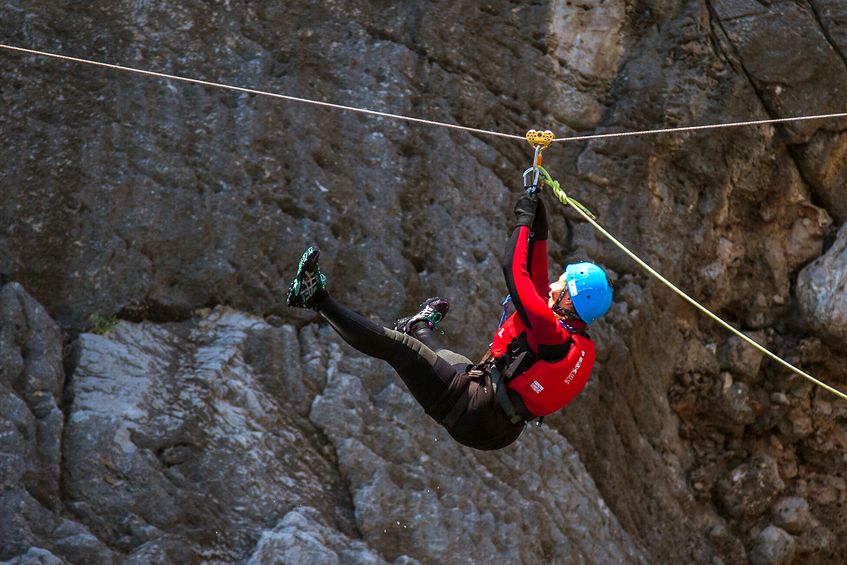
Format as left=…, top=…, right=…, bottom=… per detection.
left=316, top=292, right=458, bottom=409
left=409, top=321, right=473, bottom=369
left=408, top=320, right=445, bottom=353
left=286, top=245, right=465, bottom=417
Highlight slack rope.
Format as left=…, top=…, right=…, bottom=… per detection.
left=537, top=166, right=847, bottom=403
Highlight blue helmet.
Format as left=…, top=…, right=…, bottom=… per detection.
left=564, top=262, right=613, bottom=324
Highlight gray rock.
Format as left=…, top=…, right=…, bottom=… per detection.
left=715, top=456, right=785, bottom=519
left=748, top=526, right=795, bottom=565
left=812, top=0, right=847, bottom=53
left=122, top=537, right=204, bottom=565
left=712, top=0, right=847, bottom=140
left=718, top=374, right=755, bottom=426
left=63, top=307, right=351, bottom=561
left=1, top=1, right=847, bottom=563
left=0, top=282, right=64, bottom=503
left=795, top=524, right=835, bottom=559
left=548, top=0, right=626, bottom=83
left=778, top=407, right=814, bottom=441
left=247, top=507, right=390, bottom=565
left=793, top=131, right=847, bottom=223
left=797, top=223, right=847, bottom=342
left=707, top=523, right=747, bottom=564
left=0, top=284, right=113, bottom=563
left=772, top=497, right=814, bottom=535
left=784, top=207, right=832, bottom=272
left=783, top=0, right=847, bottom=224
left=718, top=333, right=766, bottom=382
left=0, top=547, right=63, bottom=565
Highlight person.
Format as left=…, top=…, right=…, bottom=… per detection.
left=285, top=190, right=613, bottom=450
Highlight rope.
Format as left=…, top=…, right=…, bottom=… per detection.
left=3, top=43, right=846, bottom=145
left=553, top=113, right=847, bottom=143
left=0, top=43, right=525, bottom=142
left=537, top=166, right=847, bottom=403
left=3, top=43, right=846, bottom=399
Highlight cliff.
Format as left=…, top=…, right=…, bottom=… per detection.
left=2, top=1, right=846, bottom=563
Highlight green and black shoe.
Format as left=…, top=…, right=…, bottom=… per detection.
left=394, top=297, right=449, bottom=334
left=286, top=246, right=327, bottom=310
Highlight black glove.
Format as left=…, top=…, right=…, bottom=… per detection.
left=531, top=195, right=548, bottom=240
left=514, top=192, right=538, bottom=229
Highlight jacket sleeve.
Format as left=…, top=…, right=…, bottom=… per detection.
left=529, top=196, right=549, bottom=296
left=529, top=239, right=549, bottom=297
left=502, top=226, right=561, bottom=342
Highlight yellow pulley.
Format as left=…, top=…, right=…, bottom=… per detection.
left=525, top=129, right=555, bottom=149
left=524, top=129, right=555, bottom=191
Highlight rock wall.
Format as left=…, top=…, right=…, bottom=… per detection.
left=2, top=1, right=846, bottom=563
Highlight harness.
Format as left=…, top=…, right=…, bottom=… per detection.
left=488, top=332, right=540, bottom=425
left=491, top=319, right=591, bottom=425
left=427, top=337, right=539, bottom=430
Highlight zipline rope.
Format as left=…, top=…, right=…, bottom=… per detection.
left=553, top=113, right=847, bottom=143
left=0, top=44, right=525, bottom=141
left=4, top=43, right=845, bottom=400
left=537, top=166, right=847, bottom=403
left=2, top=43, right=846, bottom=144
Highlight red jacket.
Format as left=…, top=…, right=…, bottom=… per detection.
left=491, top=225, right=595, bottom=417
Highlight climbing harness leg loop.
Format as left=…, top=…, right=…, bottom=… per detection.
left=490, top=365, right=525, bottom=425
left=487, top=346, right=535, bottom=425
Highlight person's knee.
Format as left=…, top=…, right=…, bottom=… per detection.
left=435, top=349, right=473, bottom=366
left=381, top=327, right=440, bottom=367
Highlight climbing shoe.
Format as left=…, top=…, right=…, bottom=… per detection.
left=394, top=297, right=449, bottom=334
left=286, top=246, right=327, bottom=310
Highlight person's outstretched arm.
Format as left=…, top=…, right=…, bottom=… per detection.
left=528, top=196, right=549, bottom=296
left=502, top=194, right=560, bottom=342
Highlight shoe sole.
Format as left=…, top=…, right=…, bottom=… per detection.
left=395, top=297, right=449, bottom=333
left=287, top=247, right=324, bottom=307
left=419, top=297, right=449, bottom=318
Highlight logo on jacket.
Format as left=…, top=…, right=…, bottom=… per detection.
left=530, top=380, right=544, bottom=394
left=564, top=350, right=586, bottom=385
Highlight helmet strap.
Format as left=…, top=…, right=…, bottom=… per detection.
left=553, top=289, right=581, bottom=321
left=553, top=289, right=566, bottom=315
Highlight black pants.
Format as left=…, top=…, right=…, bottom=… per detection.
left=316, top=293, right=524, bottom=451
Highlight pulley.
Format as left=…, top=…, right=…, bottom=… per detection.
left=523, top=129, right=555, bottom=193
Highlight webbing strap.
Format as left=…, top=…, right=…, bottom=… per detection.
left=498, top=294, right=512, bottom=327
left=440, top=388, right=470, bottom=428
left=490, top=365, right=530, bottom=425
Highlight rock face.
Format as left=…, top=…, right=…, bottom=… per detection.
left=749, top=525, right=795, bottom=565
left=5, top=299, right=643, bottom=563
left=0, top=283, right=112, bottom=563
left=715, top=456, right=785, bottom=519
left=2, top=1, right=847, bottom=563
left=797, top=223, right=847, bottom=342
left=62, top=309, right=352, bottom=562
